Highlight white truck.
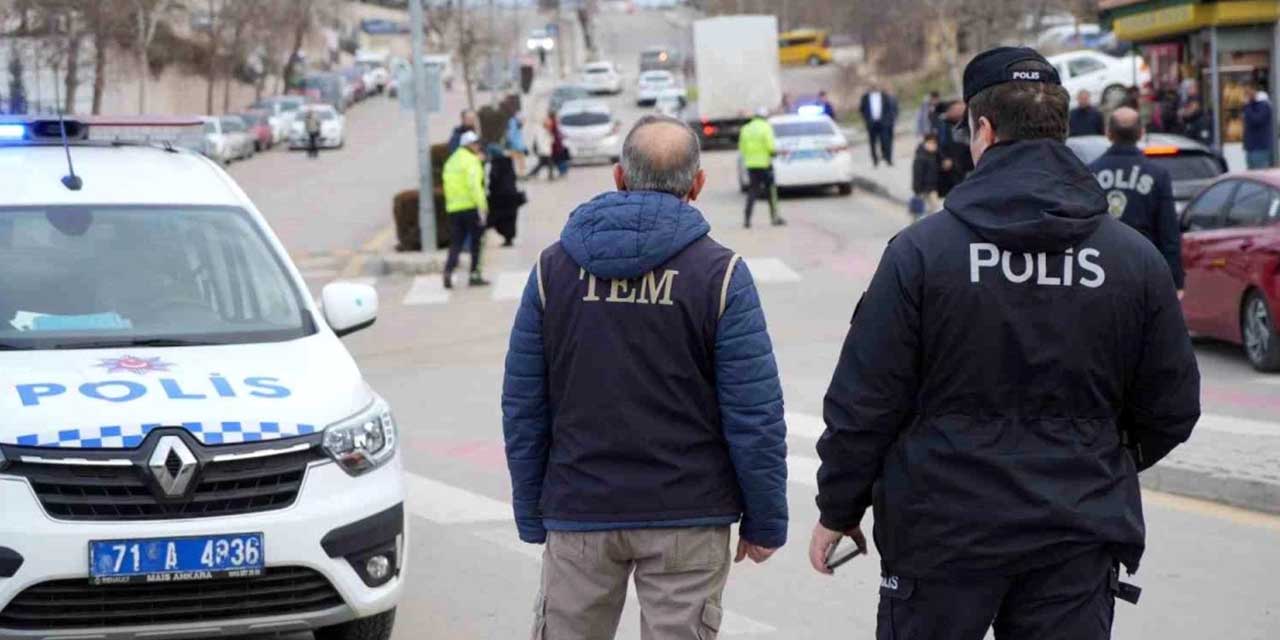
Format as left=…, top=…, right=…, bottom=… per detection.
left=688, top=15, right=782, bottom=147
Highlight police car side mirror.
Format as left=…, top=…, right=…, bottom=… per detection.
left=321, top=282, right=379, bottom=337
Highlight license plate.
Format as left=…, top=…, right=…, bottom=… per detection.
left=786, top=150, right=828, bottom=162
left=89, top=533, right=264, bottom=585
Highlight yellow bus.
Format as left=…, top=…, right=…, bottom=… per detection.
left=778, top=29, right=833, bottom=66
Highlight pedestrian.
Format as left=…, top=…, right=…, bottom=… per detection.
left=936, top=100, right=974, bottom=197
left=738, top=106, right=786, bottom=228
left=1089, top=107, right=1185, bottom=298
left=859, top=83, right=898, bottom=166
left=817, top=89, right=837, bottom=119
left=502, top=114, right=788, bottom=640
left=1068, top=89, right=1105, bottom=136
left=809, top=46, right=1200, bottom=639
left=550, top=112, right=571, bottom=177
left=1243, top=85, right=1274, bottom=169
left=304, top=108, right=321, bottom=159
left=486, top=141, right=525, bottom=247
left=781, top=92, right=793, bottom=114
left=447, top=108, right=479, bottom=153
left=1179, top=98, right=1214, bottom=145
left=505, top=109, right=529, bottom=174
left=441, top=131, right=490, bottom=288
left=525, top=114, right=558, bottom=181
left=911, top=131, right=940, bottom=216
left=916, top=90, right=940, bottom=138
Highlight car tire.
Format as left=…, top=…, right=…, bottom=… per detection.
left=315, top=609, right=395, bottom=640
left=808, top=55, right=822, bottom=67
left=1241, top=290, right=1280, bottom=372
left=838, top=182, right=853, bottom=195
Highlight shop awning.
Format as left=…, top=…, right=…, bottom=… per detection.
left=1103, top=0, right=1280, bottom=43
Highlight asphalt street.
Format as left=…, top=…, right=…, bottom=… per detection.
left=227, top=8, right=1280, bottom=639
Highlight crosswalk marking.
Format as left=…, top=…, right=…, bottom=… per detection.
left=786, top=412, right=825, bottom=440
left=1255, top=377, right=1280, bottom=386
left=402, top=275, right=451, bottom=306
left=1196, top=413, right=1280, bottom=437
left=745, top=257, right=802, bottom=283
left=404, top=472, right=511, bottom=523
left=493, top=271, right=529, bottom=302
left=787, top=454, right=820, bottom=487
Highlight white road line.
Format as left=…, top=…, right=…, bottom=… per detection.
left=786, top=412, right=826, bottom=440
left=469, top=527, right=777, bottom=636
left=402, top=275, right=451, bottom=306
left=1254, top=377, right=1280, bottom=386
left=493, top=271, right=529, bottom=302
left=745, top=257, right=802, bottom=283
left=1196, top=413, right=1280, bottom=437
left=403, top=472, right=511, bottom=524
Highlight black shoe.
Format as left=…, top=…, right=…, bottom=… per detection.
left=443, top=273, right=453, bottom=290
left=772, top=218, right=787, bottom=226
left=744, top=219, right=752, bottom=229
left=501, top=239, right=514, bottom=247
left=469, top=273, right=491, bottom=287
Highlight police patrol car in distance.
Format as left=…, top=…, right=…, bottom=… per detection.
left=0, top=116, right=404, bottom=640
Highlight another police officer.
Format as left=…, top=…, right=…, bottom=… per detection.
left=441, top=130, right=490, bottom=288
left=1088, top=107, right=1184, bottom=296
left=808, top=47, right=1201, bottom=639
left=738, top=107, right=785, bottom=228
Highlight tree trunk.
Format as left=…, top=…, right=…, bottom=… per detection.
left=281, top=0, right=311, bottom=93
left=206, top=1, right=218, bottom=114
left=91, top=30, right=106, bottom=114
left=64, top=33, right=82, bottom=113
left=136, top=3, right=150, bottom=114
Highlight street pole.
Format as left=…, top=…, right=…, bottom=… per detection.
left=556, top=0, right=566, bottom=79
left=409, top=0, right=436, bottom=252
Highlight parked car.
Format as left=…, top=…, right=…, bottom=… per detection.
left=1047, top=49, right=1150, bottom=109
left=557, top=100, right=622, bottom=165
left=579, top=61, right=623, bottom=95
left=239, top=110, right=274, bottom=151
left=778, top=28, right=832, bottom=66
left=1066, top=133, right=1228, bottom=213
left=339, top=67, right=368, bottom=102
left=654, top=87, right=688, bottom=117
left=737, top=114, right=854, bottom=195
left=289, top=104, right=346, bottom=150
left=355, top=50, right=391, bottom=93
left=527, top=28, right=554, bottom=51
left=550, top=84, right=592, bottom=114
left=249, top=95, right=307, bottom=145
left=199, top=115, right=254, bottom=164
left=636, top=70, right=679, bottom=106
left=301, top=72, right=346, bottom=112
left=1179, top=171, right=1280, bottom=371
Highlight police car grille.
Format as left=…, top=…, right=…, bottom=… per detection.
left=10, top=446, right=324, bottom=521
left=0, top=566, right=343, bottom=630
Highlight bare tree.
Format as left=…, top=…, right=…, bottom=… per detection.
left=203, top=0, right=221, bottom=113
left=82, top=0, right=129, bottom=114
left=132, top=0, right=173, bottom=114
left=280, top=0, right=315, bottom=94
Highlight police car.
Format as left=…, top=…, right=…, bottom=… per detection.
left=0, top=116, right=404, bottom=639
left=1066, top=133, right=1227, bottom=213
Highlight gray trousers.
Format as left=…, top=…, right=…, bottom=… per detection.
left=531, top=527, right=731, bottom=640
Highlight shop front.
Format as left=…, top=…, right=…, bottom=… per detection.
left=1102, top=0, right=1280, bottom=160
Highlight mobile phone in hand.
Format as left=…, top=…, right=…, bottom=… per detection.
left=825, top=539, right=863, bottom=572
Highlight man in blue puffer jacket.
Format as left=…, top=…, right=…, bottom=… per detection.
left=502, top=114, right=788, bottom=640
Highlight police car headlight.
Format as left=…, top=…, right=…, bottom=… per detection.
left=323, top=400, right=397, bottom=476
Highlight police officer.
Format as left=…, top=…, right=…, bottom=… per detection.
left=1088, top=107, right=1184, bottom=296
left=738, top=107, right=785, bottom=228
left=441, top=130, right=490, bottom=288
left=808, top=47, right=1201, bottom=639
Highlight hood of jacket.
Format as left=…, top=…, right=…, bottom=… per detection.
left=944, top=139, right=1107, bottom=252
left=560, top=191, right=711, bottom=280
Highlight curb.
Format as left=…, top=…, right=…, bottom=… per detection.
left=378, top=251, right=445, bottom=276
left=1140, top=464, right=1280, bottom=516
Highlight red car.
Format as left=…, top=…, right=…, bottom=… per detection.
left=238, top=110, right=273, bottom=151
left=1180, top=171, right=1280, bottom=371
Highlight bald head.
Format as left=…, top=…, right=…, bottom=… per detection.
left=1107, top=107, right=1142, bottom=145
left=617, top=115, right=703, bottom=199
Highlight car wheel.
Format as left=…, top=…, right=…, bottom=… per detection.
left=315, top=609, right=395, bottom=640
left=808, top=55, right=822, bottom=67
left=838, top=182, right=853, bottom=196
left=1101, top=84, right=1128, bottom=109
left=1242, top=290, right=1280, bottom=372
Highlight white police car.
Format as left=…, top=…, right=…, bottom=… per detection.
left=0, top=116, right=404, bottom=640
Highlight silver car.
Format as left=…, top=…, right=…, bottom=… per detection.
left=199, top=116, right=255, bottom=165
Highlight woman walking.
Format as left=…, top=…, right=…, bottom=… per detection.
left=487, top=141, right=526, bottom=246
left=525, top=113, right=558, bottom=181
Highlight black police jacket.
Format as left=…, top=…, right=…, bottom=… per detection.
left=1088, top=144, right=1184, bottom=289
left=816, top=139, right=1200, bottom=579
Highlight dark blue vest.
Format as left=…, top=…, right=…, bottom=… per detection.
left=537, top=236, right=742, bottom=523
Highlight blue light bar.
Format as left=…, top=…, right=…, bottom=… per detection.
left=0, top=124, right=26, bottom=140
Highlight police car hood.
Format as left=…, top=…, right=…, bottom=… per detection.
left=561, top=191, right=710, bottom=280
left=945, top=139, right=1107, bottom=253
left=0, top=335, right=372, bottom=448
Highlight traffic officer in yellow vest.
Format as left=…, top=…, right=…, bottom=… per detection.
left=739, top=107, right=786, bottom=228
left=442, top=130, right=491, bottom=288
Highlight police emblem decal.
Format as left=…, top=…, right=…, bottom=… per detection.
left=1106, top=190, right=1127, bottom=218
left=97, top=355, right=173, bottom=375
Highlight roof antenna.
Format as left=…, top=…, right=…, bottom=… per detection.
left=51, top=69, right=82, bottom=191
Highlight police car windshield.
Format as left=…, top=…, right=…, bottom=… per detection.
left=0, top=206, right=313, bottom=350
left=560, top=112, right=611, bottom=126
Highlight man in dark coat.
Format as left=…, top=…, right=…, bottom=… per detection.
left=502, top=115, right=788, bottom=639
left=1243, top=85, right=1274, bottom=169
left=809, top=47, right=1200, bottom=639
left=1068, top=89, right=1104, bottom=136
left=485, top=143, right=525, bottom=246
left=936, top=100, right=974, bottom=197
left=859, top=84, right=898, bottom=166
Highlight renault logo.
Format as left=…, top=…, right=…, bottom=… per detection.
left=148, top=436, right=197, bottom=497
